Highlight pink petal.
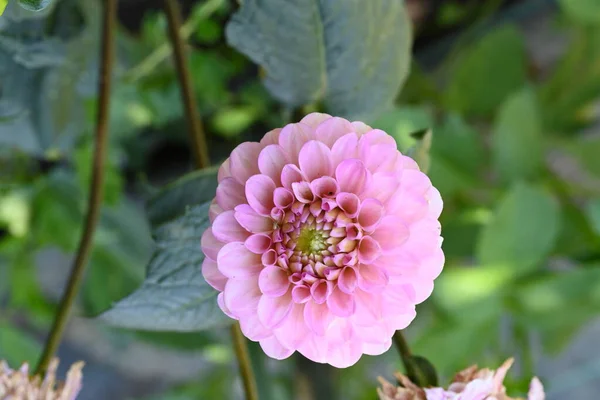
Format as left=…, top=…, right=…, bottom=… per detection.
left=259, top=265, right=290, bottom=297
left=262, top=249, right=278, bottom=266
left=258, top=292, right=293, bottom=329
left=310, top=280, right=331, bottom=304
left=259, top=335, right=294, bottom=360
left=260, top=128, right=281, bottom=146
left=300, top=112, right=332, bottom=128
left=359, top=129, right=397, bottom=147
left=331, top=133, right=359, bottom=167
left=310, top=176, right=339, bottom=198
left=338, top=266, right=358, bottom=294
left=245, top=174, right=276, bottom=216
left=336, top=192, right=360, bottom=218
left=314, top=116, right=354, bottom=147
left=357, top=198, right=384, bottom=232
left=218, top=157, right=231, bottom=182
left=273, top=187, right=294, bottom=209
left=239, top=315, right=271, bottom=341
left=202, top=258, right=227, bottom=291
left=201, top=228, right=223, bottom=261
left=217, top=242, right=262, bottom=278
left=326, top=322, right=362, bottom=368
left=299, top=140, right=334, bottom=180
left=217, top=292, right=235, bottom=318
left=351, top=121, right=372, bottom=135
left=216, top=177, right=246, bottom=211
left=361, top=339, right=392, bottom=356
left=361, top=173, right=399, bottom=204
left=234, top=204, right=272, bottom=233
left=371, top=216, right=410, bottom=253
left=427, top=186, right=443, bottom=219
left=335, top=159, right=370, bottom=195
left=298, top=334, right=328, bottom=363
left=245, top=234, right=272, bottom=254
left=326, top=286, right=356, bottom=317
left=278, top=122, right=315, bottom=164
left=291, top=285, right=312, bottom=303
left=292, top=181, right=315, bottom=203
left=361, top=144, right=398, bottom=173
left=209, top=199, right=222, bottom=223
left=212, top=210, right=250, bottom=242
left=229, top=142, right=261, bottom=184
left=223, top=275, right=261, bottom=315
left=357, top=264, right=388, bottom=293
left=280, top=164, right=306, bottom=190
left=386, top=190, right=428, bottom=223
left=358, top=236, right=382, bottom=264
left=303, top=300, right=334, bottom=336
left=258, top=144, right=289, bottom=186
left=274, top=303, right=310, bottom=348
left=528, top=377, right=545, bottom=400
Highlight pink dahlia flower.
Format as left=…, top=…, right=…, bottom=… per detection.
left=202, top=113, right=444, bottom=367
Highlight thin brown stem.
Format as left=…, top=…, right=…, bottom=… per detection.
left=163, top=0, right=210, bottom=169
left=35, top=0, right=117, bottom=375
left=231, top=323, right=259, bottom=400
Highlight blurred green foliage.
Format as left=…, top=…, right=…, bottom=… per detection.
left=1, top=0, right=600, bottom=399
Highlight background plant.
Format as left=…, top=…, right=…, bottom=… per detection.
left=1, top=0, right=600, bottom=399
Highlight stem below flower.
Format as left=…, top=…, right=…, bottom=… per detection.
left=34, top=0, right=117, bottom=376
left=231, top=323, right=260, bottom=400
left=163, top=0, right=210, bottom=169
left=393, top=330, right=415, bottom=378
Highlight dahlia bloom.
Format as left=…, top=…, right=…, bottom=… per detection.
left=202, top=113, right=444, bottom=367
left=0, top=358, right=83, bottom=400
left=377, top=358, right=545, bottom=400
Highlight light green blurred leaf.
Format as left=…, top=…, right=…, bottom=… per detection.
left=559, top=0, right=600, bottom=25
left=564, top=135, right=600, bottom=179
left=476, top=182, right=561, bottom=273
left=226, top=0, right=412, bottom=119
left=445, top=26, right=526, bottom=116
left=0, top=321, right=41, bottom=366
left=146, top=167, right=218, bottom=228
left=585, top=199, right=600, bottom=236
left=100, top=203, right=231, bottom=331
left=211, top=105, right=260, bottom=138
left=406, top=129, right=432, bottom=174
left=372, top=105, right=434, bottom=151
left=492, top=87, right=543, bottom=183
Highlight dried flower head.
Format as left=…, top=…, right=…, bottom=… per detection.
left=0, top=358, right=83, bottom=400
left=202, top=113, right=444, bottom=367
left=377, top=358, right=545, bottom=400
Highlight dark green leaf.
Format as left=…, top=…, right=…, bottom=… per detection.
left=492, top=88, right=543, bottom=183
left=445, top=26, right=526, bottom=116
left=100, top=203, right=232, bottom=331
left=146, top=167, right=218, bottom=228
left=226, top=0, right=412, bottom=119
left=0, top=321, right=41, bottom=366
left=585, top=199, right=600, bottom=236
left=476, top=182, right=561, bottom=272
left=406, top=355, right=438, bottom=387
left=17, top=0, right=51, bottom=12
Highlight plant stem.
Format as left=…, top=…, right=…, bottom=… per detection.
left=163, top=0, right=210, bottom=169
left=34, top=0, right=117, bottom=376
left=393, top=330, right=415, bottom=378
left=231, top=323, right=259, bottom=400
left=161, top=2, right=257, bottom=399
left=125, top=0, right=223, bottom=83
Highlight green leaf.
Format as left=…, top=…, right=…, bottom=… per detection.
left=371, top=105, right=434, bottom=151
left=100, top=203, right=232, bottom=331
left=585, top=199, right=600, bottom=236
left=406, top=129, right=432, bottom=174
left=0, top=0, right=7, bottom=15
left=226, top=0, right=412, bottom=119
left=146, top=167, right=218, bottom=228
left=0, top=321, right=41, bottom=366
left=559, top=0, right=600, bottom=25
left=476, top=182, right=561, bottom=273
left=406, top=355, right=438, bottom=387
left=445, top=26, right=526, bottom=117
left=492, top=88, right=543, bottom=183
left=17, top=0, right=51, bottom=11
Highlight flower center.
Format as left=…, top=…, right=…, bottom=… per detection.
left=296, top=227, right=327, bottom=255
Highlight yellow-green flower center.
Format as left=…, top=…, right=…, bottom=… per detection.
left=296, top=228, right=327, bottom=255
